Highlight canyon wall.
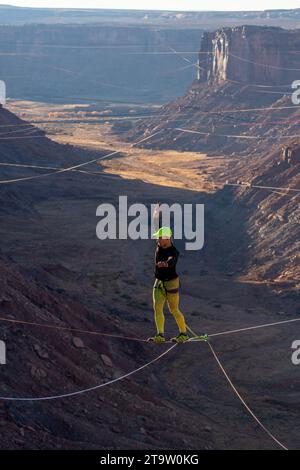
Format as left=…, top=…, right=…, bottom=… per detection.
left=1, top=9, right=300, bottom=104
left=0, top=24, right=201, bottom=103
left=128, top=25, right=300, bottom=286
left=198, top=26, right=300, bottom=87
left=131, top=25, right=300, bottom=153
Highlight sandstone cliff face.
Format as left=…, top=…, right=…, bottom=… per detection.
left=130, top=26, right=300, bottom=154
left=198, top=26, right=300, bottom=87
left=0, top=24, right=201, bottom=103
left=129, top=26, right=300, bottom=287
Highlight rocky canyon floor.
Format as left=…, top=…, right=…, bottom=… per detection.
left=0, top=100, right=299, bottom=450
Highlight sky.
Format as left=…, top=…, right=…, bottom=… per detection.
left=4, top=1, right=300, bottom=11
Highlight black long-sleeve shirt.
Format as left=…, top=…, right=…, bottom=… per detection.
left=154, top=244, right=179, bottom=281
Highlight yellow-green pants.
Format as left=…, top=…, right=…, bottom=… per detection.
left=153, top=277, right=187, bottom=335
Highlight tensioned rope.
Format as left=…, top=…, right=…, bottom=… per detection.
left=1, top=114, right=300, bottom=132
left=176, top=104, right=300, bottom=115
left=0, top=126, right=39, bottom=136
left=168, top=46, right=205, bottom=72
left=229, top=52, right=300, bottom=72
left=0, top=313, right=297, bottom=448
left=4, top=122, right=300, bottom=141
left=168, top=47, right=297, bottom=88
left=1, top=104, right=299, bottom=195
left=8, top=44, right=180, bottom=49
left=0, top=162, right=122, bottom=180
left=1, top=158, right=299, bottom=196
left=0, top=344, right=177, bottom=402
left=1, top=105, right=300, bottom=141
left=166, top=47, right=300, bottom=71
left=20, top=56, right=138, bottom=93
left=226, top=77, right=294, bottom=89
left=173, top=125, right=300, bottom=141
left=0, top=148, right=120, bottom=184
left=4, top=46, right=299, bottom=92
left=1, top=46, right=298, bottom=445
left=0, top=315, right=150, bottom=344
left=5, top=51, right=300, bottom=94
left=2, top=102, right=300, bottom=132
left=127, top=51, right=211, bottom=55
left=0, top=130, right=162, bottom=184
left=207, top=317, right=300, bottom=339
left=0, top=96, right=293, bottom=236
left=7, top=94, right=158, bottom=105
left=1, top=112, right=299, bottom=131
left=0, top=314, right=298, bottom=405
left=18, top=52, right=204, bottom=90
left=174, top=127, right=258, bottom=140
left=1, top=157, right=299, bottom=196
left=0, top=314, right=299, bottom=345
left=0, top=163, right=123, bottom=182
left=0, top=115, right=178, bottom=129
left=0, top=123, right=40, bottom=128
left=8, top=102, right=289, bottom=125
left=246, top=89, right=293, bottom=95
left=0, top=138, right=296, bottom=414
left=3, top=45, right=300, bottom=58
left=224, top=182, right=300, bottom=195
left=186, top=324, right=289, bottom=451
left=207, top=342, right=288, bottom=451
left=0, top=158, right=300, bottom=196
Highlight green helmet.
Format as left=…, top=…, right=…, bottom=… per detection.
left=152, top=226, right=173, bottom=239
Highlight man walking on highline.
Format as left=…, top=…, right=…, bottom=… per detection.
left=148, top=226, right=189, bottom=344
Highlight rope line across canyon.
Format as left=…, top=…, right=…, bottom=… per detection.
left=207, top=342, right=288, bottom=451
left=0, top=314, right=299, bottom=344
left=0, top=159, right=299, bottom=195
left=0, top=314, right=296, bottom=450
left=0, top=344, right=178, bottom=402
left=186, top=324, right=289, bottom=451
left=0, top=130, right=162, bottom=184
